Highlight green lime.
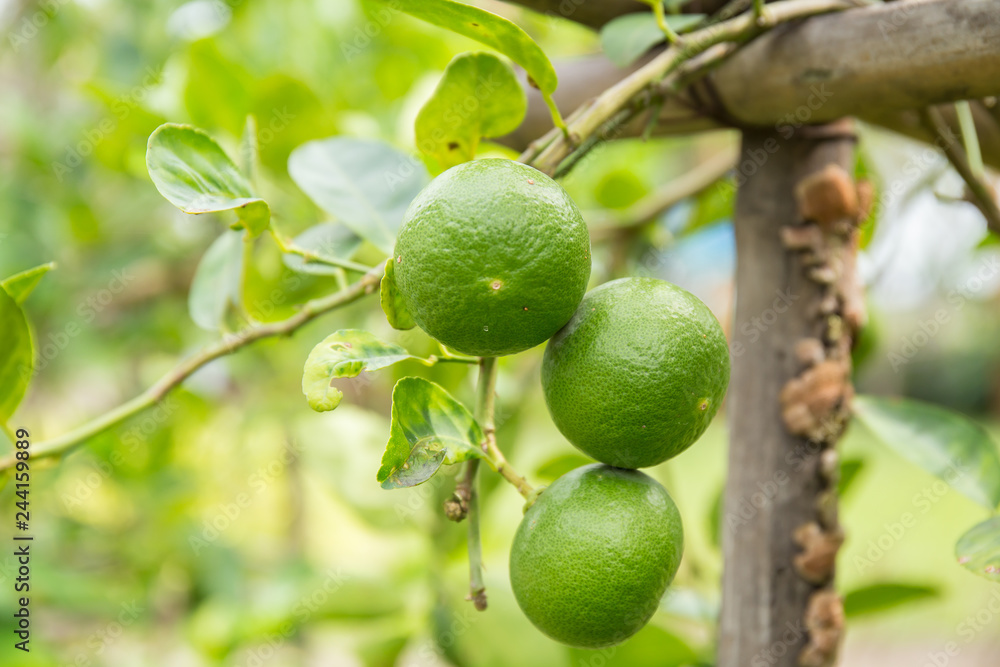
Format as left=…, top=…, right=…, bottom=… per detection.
left=542, top=277, right=729, bottom=468
left=510, top=463, right=683, bottom=648
left=393, top=158, right=591, bottom=357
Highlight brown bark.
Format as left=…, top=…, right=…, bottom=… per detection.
left=720, top=124, right=860, bottom=667
left=500, top=0, right=730, bottom=29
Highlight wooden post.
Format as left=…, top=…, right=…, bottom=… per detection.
left=719, top=123, right=863, bottom=667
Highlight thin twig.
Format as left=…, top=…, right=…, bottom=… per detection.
left=476, top=357, right=534, bottom=500
left=4, top=265, right=386, bottom=471
left=269, top=229, right=375, bottom=274
left=520, top=0, right=868, bottom=176
left=919, top=106, right=1000, bottom=236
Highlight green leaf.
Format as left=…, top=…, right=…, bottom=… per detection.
left=843, top=583, right=938, bottom=618
left=2, top=262, right=55, bottom=304
left=183, top=40, right=252, bottom=137
left=302, top=330, right=414, bottom=413
left=853, top=395, right=1000, bottom=509
left=382, top=0, right=558, bottom=95
left=0, top=288, right=32, bottom=421
left=838, top=457, right=865, bottom=496
left=956, top=516, right=1000, bottom=581
left=379, top=259, right=415, bottom=330
left=415, top=52, right=526, bottom=170
left=685, top=175, right=733, bottom=234
left=189, top=230, right=244, bottom=331
left=146, top=123, right=270, bottom=236
left=567, top=624, right=699, bottom=667
left=535, top=453, right=595, bottom=482
left=282, top=223, right=363, bottom=277
left=288, top=138, right=429, bottom=254
left=377, top=377, right=484, bottom=489
left=600, top=12, right=703, bottom=68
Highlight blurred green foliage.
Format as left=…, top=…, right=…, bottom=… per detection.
left=2, top=0, right=1000, bottom=665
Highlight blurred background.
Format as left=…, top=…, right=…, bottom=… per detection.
left=2, top=0, right=1000, bottom=665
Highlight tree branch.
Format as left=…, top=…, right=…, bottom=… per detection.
left=6, top=265, right=385, bottom=471
left=505, top=0, right=1000, bottom=170
left=919, top=106, right=1000, bottom=236
left=521, top=0, right=866, bottom=176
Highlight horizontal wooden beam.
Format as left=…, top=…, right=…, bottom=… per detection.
left=503, top=0, right=1000, bottom=168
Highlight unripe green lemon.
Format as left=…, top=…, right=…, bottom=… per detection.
left=509, top=464, right=683, bottom=648
left=542, top=277, right=729, bottom=468
left=393, top=158, right=591, bottom=357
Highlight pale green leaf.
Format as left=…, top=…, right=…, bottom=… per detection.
left=189, top=230, right=244, bottom=331
left=853, top=395, right=1000, bottom=509
left=282, top=223, right=363, bottom=277
left=956, top=516, right=1000, bottom=581
left=288, top=138, right=429, bottom=254
left=843, top=583, right=938, bottom=617
left=2, top=262, right=55, bottom=304
left=600, top=12, right=704, bottom=67
left=381, top=0, right=558, bottom=94
left=379, top=259, right=415, bottom=330
left=146, top=123, right=270, bottom=236
left=377, top=377, right=484, bottom=489
left=0, top=288, right=32, bottom=421
left=302, top=330, right=413, bottom=412
left=416, top=52, right=526, bottom=170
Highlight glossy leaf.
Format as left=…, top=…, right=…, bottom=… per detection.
left=189, top=230, right=244, bottom=332
left=685, top=176, right=733, bottom=234
left=567, top=624, right=699, bottom=667
left=379, top=259, right=415, bottom=330
left=2, top=262, right=55, bottom=304
left=843, top=583, right=938, bottom=617
left=383, top=0, right=558, bottom=94
left=839, top=457, right=865, bottom=496
left=0, top=288, right=32, bottom=421
left=415, top=52, right=526, bottom=170
left=303, top=330, right=413, bottom=413
left=600, top=12, right=704, bottom=68
left=377, top=377, right=484, bottom=489
left=535, top=453, right=595, bottom=482
left=282, top=223, right=363, bottom=277
left=853, top=395, right=1000, bottom=509
left=146, top=123, right=270, bottom=236
left=956, top=516, right=1000, bottom=581
left=288, top=138, right=429, bottom=254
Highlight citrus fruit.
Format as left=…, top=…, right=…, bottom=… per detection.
left=509, top=463, right=683, bottom=648
left=392, top=158, right=591, bottom=357
left=542, top=277, right=729, bottom=468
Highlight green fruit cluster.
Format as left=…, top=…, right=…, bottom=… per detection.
left=394, top=158, right=729, bottom=649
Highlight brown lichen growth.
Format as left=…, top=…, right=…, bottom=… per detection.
left=799, top=590, right=844, bottom=667
left=795, top=164, right=859, bottom=228
left=793, top=522, right=844, bottom=584
left=779, top=360, right=853, bottom=441
left=795, top=338, right=826, bottom=368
